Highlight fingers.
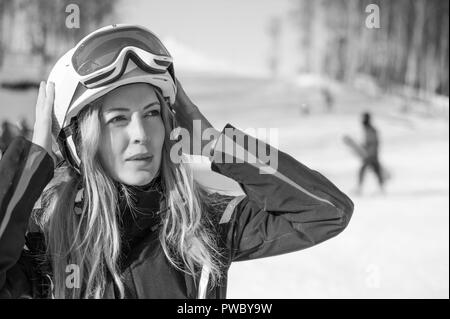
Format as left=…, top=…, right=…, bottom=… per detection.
left=45, top=81, right=55, bottom=114
left=176, top=78, right=186, bottom=94
left=174, top=78, right=194, bottom=108
left=37, top=81, right=54, bottom=111
left=36, top=81, right=46, bottom=110
left=32, top=81, right=55, bottom=157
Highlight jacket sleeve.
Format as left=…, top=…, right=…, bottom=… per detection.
left=0, top=137, right=54, bottom=296
left=210, top=124, right=354, bottom=262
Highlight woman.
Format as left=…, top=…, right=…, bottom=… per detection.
left=0, top=25, right=354, bottom=299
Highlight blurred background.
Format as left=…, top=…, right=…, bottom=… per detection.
left=0, top=0, right=448, bottom=298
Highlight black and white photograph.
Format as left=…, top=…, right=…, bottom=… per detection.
left=0, top=0, right=448, bottom=305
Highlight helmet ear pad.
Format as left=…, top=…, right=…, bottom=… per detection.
left=54, top=115, right=82, bottom=173
left=60, top=100, right=101, bottom=173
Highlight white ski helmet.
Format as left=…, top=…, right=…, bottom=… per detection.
left=47, top=24, right=177, bottom=171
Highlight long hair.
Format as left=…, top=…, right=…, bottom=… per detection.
left=34, top=85, right=225, bottom=298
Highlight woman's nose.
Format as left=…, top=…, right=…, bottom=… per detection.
left=128, top=114, right=149, bottom=144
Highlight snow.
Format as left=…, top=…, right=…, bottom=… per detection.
left=0, top=71, right=448, bottom=298
left=163, top=37, right=264, bottom=77
left=177, top=74, right=449, bottom=299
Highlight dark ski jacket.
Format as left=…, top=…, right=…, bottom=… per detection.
left=363, top=125, right=379, bottom=159
left=0, top=123, right=354, bottom=298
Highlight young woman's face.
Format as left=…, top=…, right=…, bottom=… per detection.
left=98, top=83, right=165, bottom=186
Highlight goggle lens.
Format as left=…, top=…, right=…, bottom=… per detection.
left=72, top=27, right=171, bottom=76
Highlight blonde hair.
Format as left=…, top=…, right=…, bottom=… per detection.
left=35, top=85, right=225, bottom=298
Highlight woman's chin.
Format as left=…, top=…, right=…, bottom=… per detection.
left=119, top=171, right=155, bottom=186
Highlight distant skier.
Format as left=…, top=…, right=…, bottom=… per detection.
left=357, top=112, right=385, bottom=194
left=321, top=87, right=334, bottom=112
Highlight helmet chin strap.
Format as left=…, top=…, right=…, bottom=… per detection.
left=67, top=136, right=82, bottom=169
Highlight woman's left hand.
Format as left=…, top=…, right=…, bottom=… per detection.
left=171, top=78, right=220, bottom=157
left=32, top=81, right=57, bottom=165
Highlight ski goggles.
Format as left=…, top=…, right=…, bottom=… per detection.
left=71, top=25, right=174, bottom=89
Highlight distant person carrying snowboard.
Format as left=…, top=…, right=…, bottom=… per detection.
left=357, top=112, right=385, bottom=194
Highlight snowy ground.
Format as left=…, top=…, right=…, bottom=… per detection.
left=179, top=73, right=449, bottom=299
left=0, top=72, right=448, bottom=298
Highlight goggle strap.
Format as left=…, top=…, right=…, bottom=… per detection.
left=59, top=119, right=78, bottom=140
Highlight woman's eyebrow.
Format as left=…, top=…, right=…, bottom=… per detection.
left=143, top=101, right=161, bottom=110
left=104, top=107, right=130, bottom=114
left=104, top=102, right=160, bottom=114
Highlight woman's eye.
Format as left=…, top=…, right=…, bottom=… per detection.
left=109, top=115, right=127, bottom=123
left=144, top=110, right=160, bottom=118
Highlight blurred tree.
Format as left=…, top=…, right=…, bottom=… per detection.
left=290, top=0, right=449, bottom=97
left=267, top=16, right=282, bottom=77
left=0, top=0, right=117, bottom=73
left=0, top=0, right=15, bottom=68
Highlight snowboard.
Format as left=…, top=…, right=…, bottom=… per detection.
left=342, top=135, right=367, bottom=159
left=342, top=135, right=392, bottom=182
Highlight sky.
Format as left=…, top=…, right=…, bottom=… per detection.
left=116, top=0, right=299, bottom=76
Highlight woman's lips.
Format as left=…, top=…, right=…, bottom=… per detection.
left=126, top=156, right=153, bottom=170
left=126, top=154, right=153, bottom=161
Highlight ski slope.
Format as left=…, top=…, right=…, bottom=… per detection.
left=0, top=72, right=448, bottom=298
left=179, top=73, right=449, bottom=299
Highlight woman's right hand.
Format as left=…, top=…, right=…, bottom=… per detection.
left=171, top=78, right=220, bottom=157
left=32, top=81, right=55, bottom=159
